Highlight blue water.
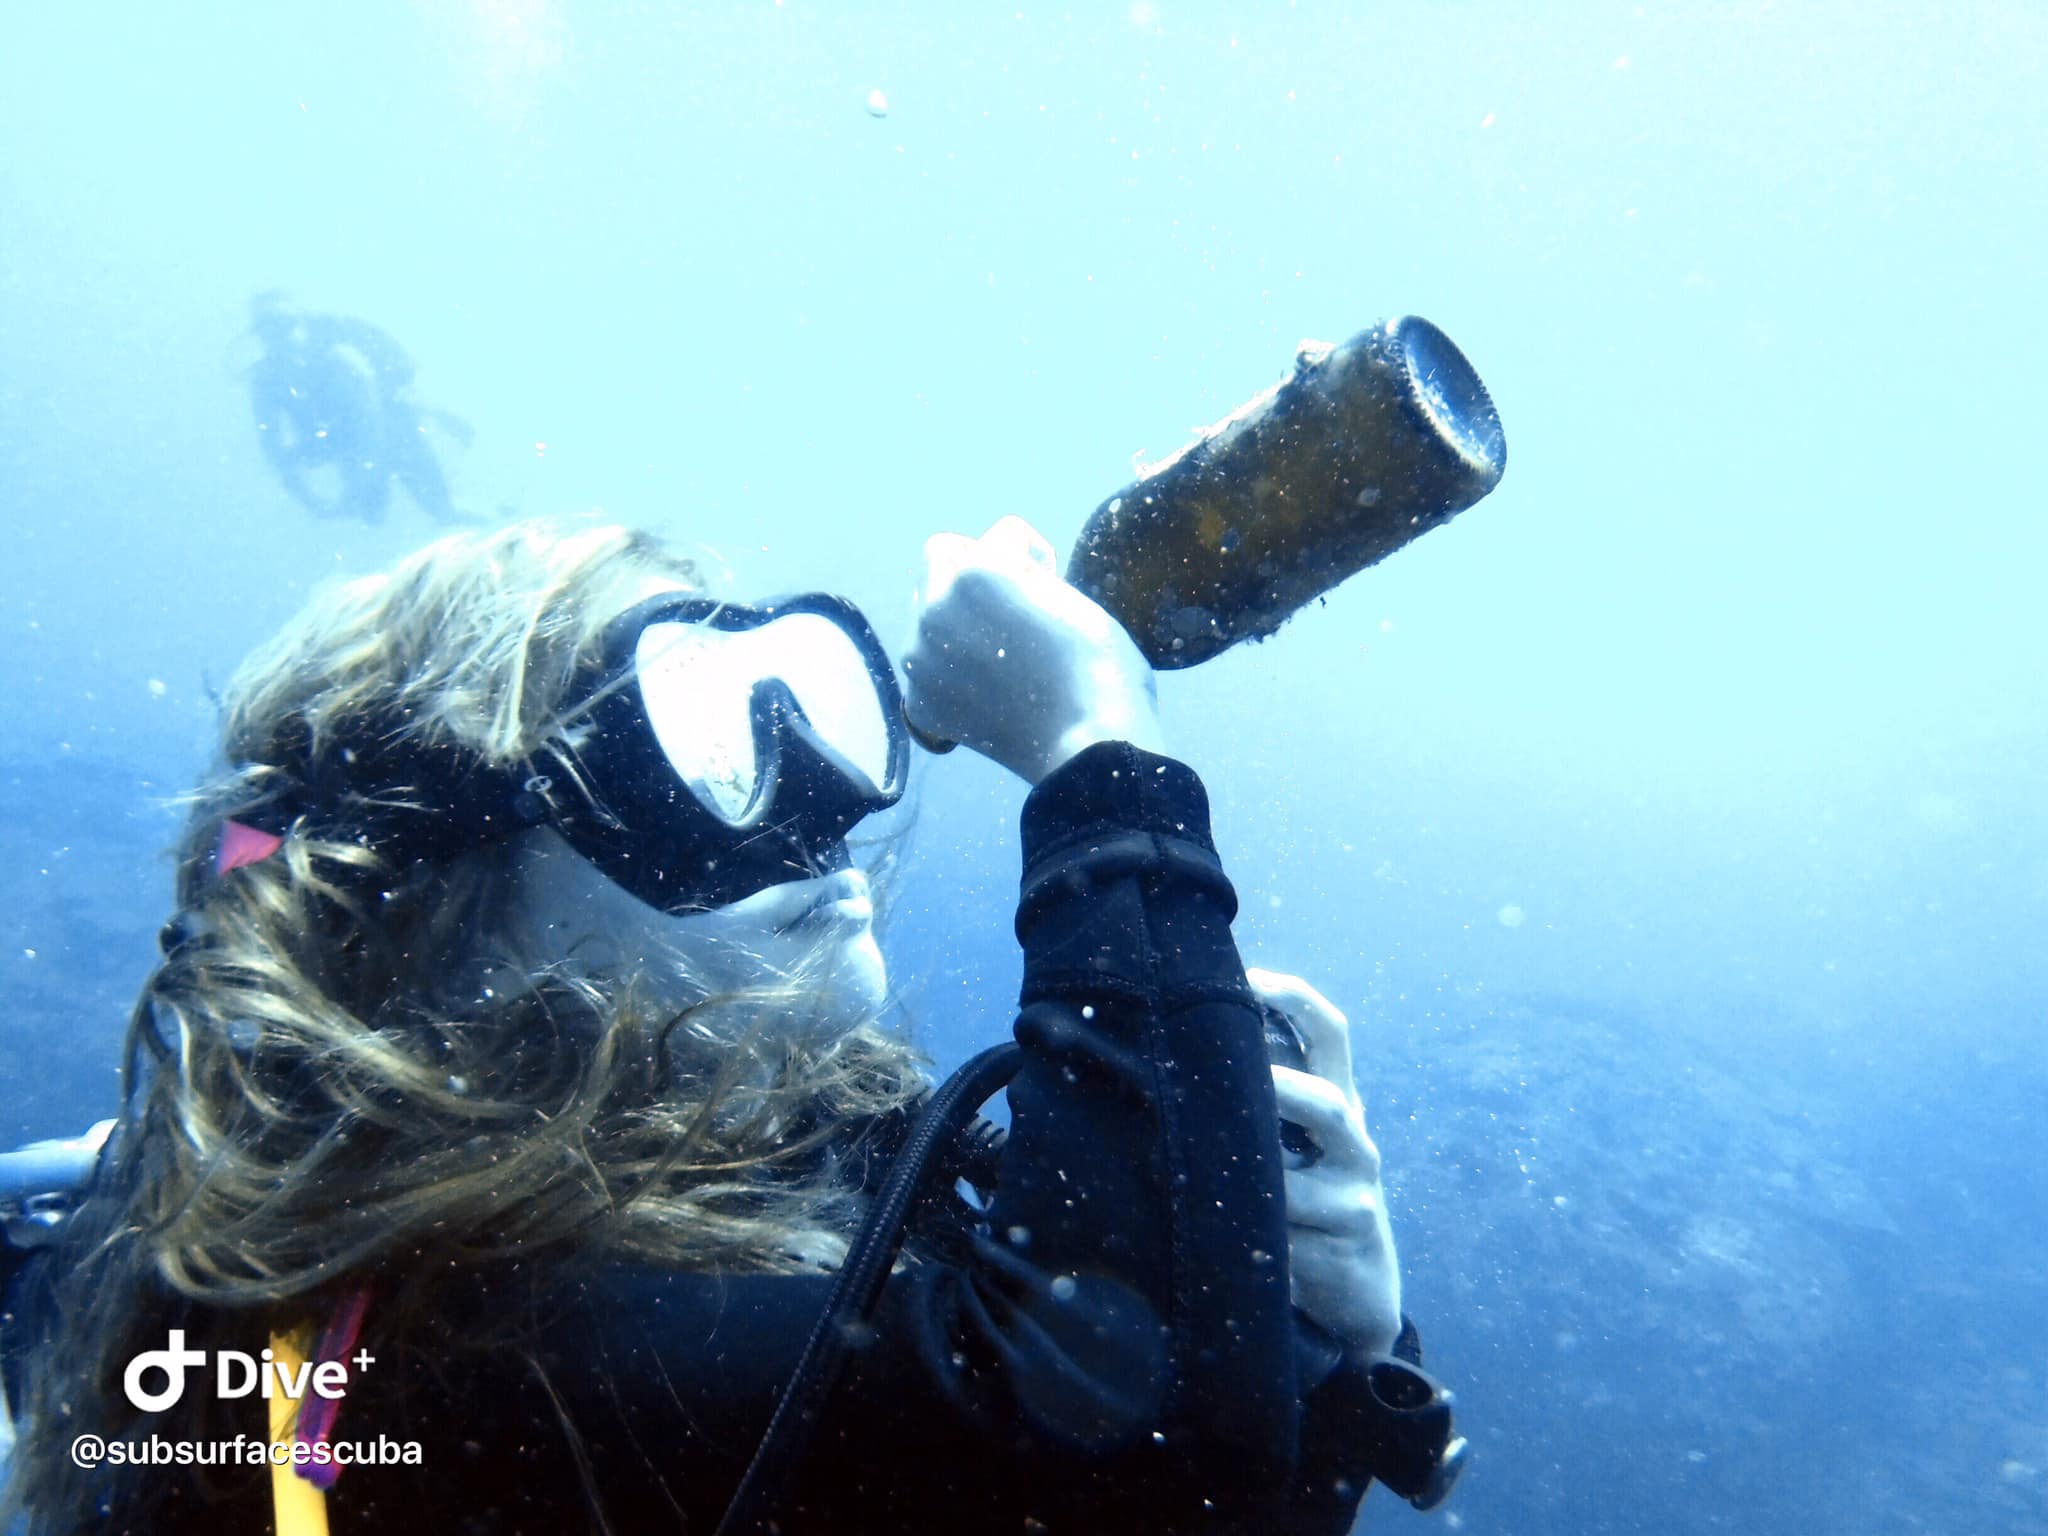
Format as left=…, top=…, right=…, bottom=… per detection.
left=3, top=4, right=2043, bottom=1531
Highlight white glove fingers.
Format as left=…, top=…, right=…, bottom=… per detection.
left=1287, top=989, right=1357, bottom=1092
left=979, top=515, right=1059, bottom=574
left=1271, top=1066, right=1382, bottom=1178
left=1287, top=1227, right=1404, bottom=1358
left=916, top=531, right=974, bottom=609
left=901, top=520, right=1162, bottom=783
left=1282, top=1167, right=1387, bottom=1234
left=1246, top=968, right=1357, bottom=1094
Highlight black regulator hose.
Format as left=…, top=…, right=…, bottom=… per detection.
left=714, top=1040, right=1025, bottom=1536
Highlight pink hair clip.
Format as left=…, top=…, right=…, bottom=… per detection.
left=215, top=819, right=284, bottom=876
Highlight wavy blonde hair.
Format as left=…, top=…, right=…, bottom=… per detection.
left=6, top=520, right=926, bottom=1532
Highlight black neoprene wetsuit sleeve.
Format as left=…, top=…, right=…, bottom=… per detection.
left=315, top=741, right=1381, bottom=1535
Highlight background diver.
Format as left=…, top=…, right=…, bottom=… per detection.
left=246, top=293, right=476, bottom=526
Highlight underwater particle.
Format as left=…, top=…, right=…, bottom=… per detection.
left=865, top=87, right=889, bottom=118
left=146, top=678, right=167, bottom=698
left=1497, top=904, right=1526, bottom=929
left=1050, top=1275, right=1077, bottom=1301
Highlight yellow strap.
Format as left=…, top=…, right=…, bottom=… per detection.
left=268, top=1328, right=329, bottom=1536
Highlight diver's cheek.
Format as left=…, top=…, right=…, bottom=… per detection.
left=702, top=879, right=822, bottom=933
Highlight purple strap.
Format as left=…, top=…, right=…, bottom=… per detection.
left=295, top=1284, right=372, bottom=1490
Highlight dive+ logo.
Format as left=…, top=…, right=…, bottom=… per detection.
left=122, top=1331, right=375, bottom=1413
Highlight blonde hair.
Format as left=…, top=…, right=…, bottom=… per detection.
left=6, top=520, right=925, bottom=1532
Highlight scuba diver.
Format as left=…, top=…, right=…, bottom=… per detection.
left=245, top=294, right=475, bottom=526
left=0, top=517, right=1463, bottom=1533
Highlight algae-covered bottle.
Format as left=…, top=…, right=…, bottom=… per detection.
left=1067, top=317, right=1506, bottom=669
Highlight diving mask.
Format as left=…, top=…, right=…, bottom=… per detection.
left=544, top=592, right=911, bottom=911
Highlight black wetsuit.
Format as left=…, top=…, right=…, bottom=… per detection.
left=129, top=742, right=1420, bottom=1534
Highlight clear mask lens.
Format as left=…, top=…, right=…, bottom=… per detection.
left=634, top=611, right=893, bottom=825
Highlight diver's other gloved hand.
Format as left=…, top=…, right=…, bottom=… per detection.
left=1250, top=967, right=1403, bottom=1358
left=904, top=516, right=1165, bottom=785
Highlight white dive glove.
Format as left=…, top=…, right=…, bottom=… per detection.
left=903, top=516, right=1165, bottom=785
left=1249, top=967, right=1404, bottom=1358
